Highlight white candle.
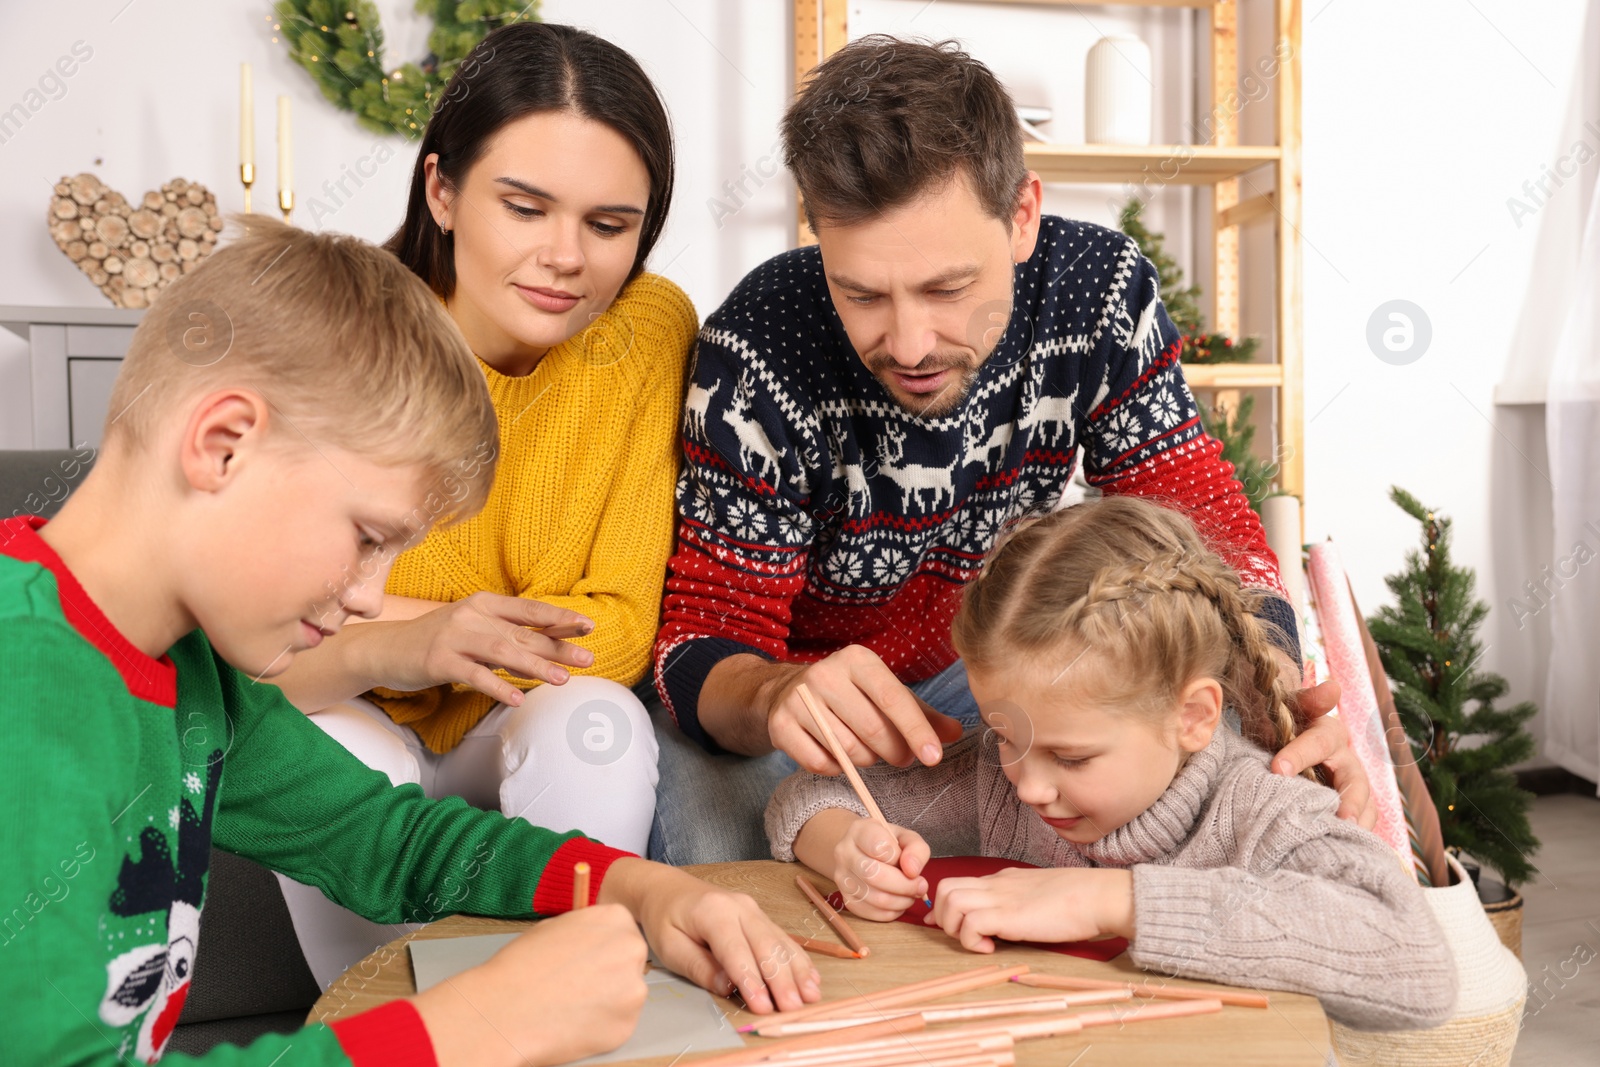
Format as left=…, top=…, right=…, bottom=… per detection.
left=240, top=63, right=253, bottom=169
left=277, top=95, right=292, bottom=198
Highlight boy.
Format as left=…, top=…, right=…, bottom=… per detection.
left=0, top=217, right=817, bottom=1066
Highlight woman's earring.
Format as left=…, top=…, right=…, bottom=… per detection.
left=439, top=220, right=451, bottom=236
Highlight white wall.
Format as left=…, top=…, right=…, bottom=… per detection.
left=0, top=0, right=1586, bottom=730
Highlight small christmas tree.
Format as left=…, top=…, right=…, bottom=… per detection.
left=1367, top=487, right=1540, bottom=886
left=1118, top=199, right=1256, bottom=365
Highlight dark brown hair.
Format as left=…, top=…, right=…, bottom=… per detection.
left=386, top=22, right=675, bottom=295
left=782, top=35, right=1027, bottom=230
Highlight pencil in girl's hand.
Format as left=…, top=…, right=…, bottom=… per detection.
left=572, top=861, right=591, bottom=911
left=795, top=683, right=934, bottom=909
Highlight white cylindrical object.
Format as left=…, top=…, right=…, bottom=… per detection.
left=1085, top=35, right=1153, bottom=146
left=240, top=63, right=253, bottom=169
left=277, top=95, right=292, bottom=196
left=1261, top=493, right=1306, bottom=617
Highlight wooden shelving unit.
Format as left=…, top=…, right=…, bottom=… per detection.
left=1022, top=143, right=1280, bottom=185
left=790, top=0, right=1304, bottom=504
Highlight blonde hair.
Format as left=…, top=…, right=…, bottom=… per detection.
left=952, top=495, right=1299, bottom=755
left=104, top=215, right=497, bottom=527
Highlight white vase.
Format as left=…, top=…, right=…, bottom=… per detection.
left=1085, top=35, right=1153, bottom=146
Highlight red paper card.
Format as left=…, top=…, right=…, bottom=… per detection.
left=825, top=855, right=1128, bottom=962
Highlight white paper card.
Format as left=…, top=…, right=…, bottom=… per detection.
left=407, top=933, right=747, bottom=1064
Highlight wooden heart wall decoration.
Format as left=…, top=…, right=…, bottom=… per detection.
left=48, top=173, right=224, bottom=309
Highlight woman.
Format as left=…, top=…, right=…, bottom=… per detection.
left=273, top=21, right=694, bottom=988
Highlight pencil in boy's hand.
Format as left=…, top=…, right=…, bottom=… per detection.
left=794, top=683, right=934, bottom=909
left=572, top=861, right=591, bottom=911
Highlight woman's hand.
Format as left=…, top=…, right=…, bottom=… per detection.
left=412, top=904, right=648, bottom=1067
left=357, top=591, right=597, bottom=704
left=600, top=858, right=821, bottom=1015
left=922, top=867, right=1134, bottom=953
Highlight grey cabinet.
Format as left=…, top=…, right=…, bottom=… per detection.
left=1, top=305, right=143, bottom=449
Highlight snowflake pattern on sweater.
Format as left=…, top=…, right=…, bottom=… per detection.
left=654, top=216, right=1296, bottom=748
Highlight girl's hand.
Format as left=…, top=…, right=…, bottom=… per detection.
left=360, top=591, right=597, bottom=703
left=923, top=867, right=1135, bottom=953
left=832, top=818, right=931, bottom=922
left=790, top=809, right=931, bottom=922
left=413, top=904, right=648, bottom=1067
left=600, top=859, right=822, bottom=1015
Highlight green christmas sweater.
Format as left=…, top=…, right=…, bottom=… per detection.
left=0, top=516, right=634, bottom=1065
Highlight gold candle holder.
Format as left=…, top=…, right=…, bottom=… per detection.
left=278, top=188, right=294, bottom=223
left=240, top=163, right=255, bottom=214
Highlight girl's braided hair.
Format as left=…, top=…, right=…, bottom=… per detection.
left=951, top=496, right=1299, bottom=755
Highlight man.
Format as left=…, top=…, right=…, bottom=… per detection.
left=647, top=36, right=1369, bottom=865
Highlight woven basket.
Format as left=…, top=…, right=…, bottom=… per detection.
left=1483, top=891, right=1524, bottom=960
left=1331, top=853, right=1526, bottom=1067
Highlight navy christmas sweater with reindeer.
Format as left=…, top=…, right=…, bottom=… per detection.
left=0, top=516, right=630, bottom=1065
left=654, top=215, right=1299, bottom=749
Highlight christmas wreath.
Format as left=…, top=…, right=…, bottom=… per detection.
left=272, top=1, right=540, bottom=138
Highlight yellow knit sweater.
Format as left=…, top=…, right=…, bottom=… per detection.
left=369, top=272, right=696, bottom=753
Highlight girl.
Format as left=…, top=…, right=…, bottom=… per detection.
left=273, top=22, right=693, bottom=988
left=766, top=495, right=1458, bottom=1031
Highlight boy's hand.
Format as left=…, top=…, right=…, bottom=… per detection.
left=362, top=591, right=597, bottom=703
left=600, top=858, right=821, bottom=1015
left=922, top=868, right=1135, bottom=953
left=412, top=904, right=648, bottom=1067
left=832, top=817, right=931, bottom=921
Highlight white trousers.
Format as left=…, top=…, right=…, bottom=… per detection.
left=276, top=676, right=660, bottom=989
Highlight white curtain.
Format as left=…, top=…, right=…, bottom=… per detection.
left=1491, top=2, right=1600, bottom=788
left=1544, top=163, right=1600, bottom=785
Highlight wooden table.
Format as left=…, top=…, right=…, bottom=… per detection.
left=310, top=860, right=1331, bottom=1065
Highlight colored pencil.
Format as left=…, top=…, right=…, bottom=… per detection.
left=794, top=683, right=933, bottom=910
left=690, top=1014, right=928, bottom=1067
left=770, top=1044, right=1011, bottom=1067
left=794, top=873, right=870, bottom=958
left=571, top=861, right=590, bottom=911
left=793, top=935, right=862, bottom=960
left=1073, top=996, right=1226, bottom=1028
left=747, top=988, right=1133, bottom=1036
left=755, top=998, right=1222, bottom=1067
left=800, top=964, right=1032, bottom=1022
left=1013, top=971, right=1270, bottom=1009
left=740, top=965, right=1004, bottom=1029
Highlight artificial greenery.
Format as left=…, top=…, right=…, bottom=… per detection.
left=1118, top=198, right=1256, bottom=365
left=273, top=0, right=539, bottom=138
left=1368, top=487, right=1540, bottom=886
left=1119, top=198, right=1276, bottom=512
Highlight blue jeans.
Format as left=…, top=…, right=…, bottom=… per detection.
left=643, top=660, right=982, bottom=865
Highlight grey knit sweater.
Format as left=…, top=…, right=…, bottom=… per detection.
left=766, top=726, right=1459, bottom=1031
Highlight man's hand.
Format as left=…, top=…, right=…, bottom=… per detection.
left=600, top=859, right=821, bottom=1015
left=1266, top=652, right=1375, bottom=828
left=762, top=645, right=964, bottom=773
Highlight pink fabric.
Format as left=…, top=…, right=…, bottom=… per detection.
left=826, top=856, right=1128, bottom=961
left=1307, top=542, right=1412, bottom=870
